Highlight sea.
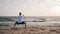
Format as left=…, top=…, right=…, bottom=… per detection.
left=0, top=16, right=60, bottom=27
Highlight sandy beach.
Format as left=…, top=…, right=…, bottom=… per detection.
left=0, top=26, right=60, bottom=34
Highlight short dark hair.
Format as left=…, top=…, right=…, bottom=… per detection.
left=19, top=12, right=21, bottom=15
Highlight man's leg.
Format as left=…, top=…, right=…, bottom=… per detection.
left=14, top=21, right=17, bottom=28
left=22, top=21, right=26, bottom=27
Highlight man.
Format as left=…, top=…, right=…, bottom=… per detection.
left=14, top=12, right=26, bottom=28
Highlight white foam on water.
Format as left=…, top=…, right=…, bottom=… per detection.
left=0, top=21, right=60, bottom=27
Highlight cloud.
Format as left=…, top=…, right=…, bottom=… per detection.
left=0, top=0, right=60, bottom=16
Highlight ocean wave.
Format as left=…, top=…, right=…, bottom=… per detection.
left=0, top=16, right=60, bottom=22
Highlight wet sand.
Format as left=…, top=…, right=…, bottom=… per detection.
left=0, top=26, right=60, bottom=34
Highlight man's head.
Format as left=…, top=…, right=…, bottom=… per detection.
left=19, top=12, right=22, bottom=16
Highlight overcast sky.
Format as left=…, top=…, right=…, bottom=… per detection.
left=0, top=0, right=60, bottom=16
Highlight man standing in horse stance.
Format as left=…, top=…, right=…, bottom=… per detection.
left=14, top=12, right=26, bottom=28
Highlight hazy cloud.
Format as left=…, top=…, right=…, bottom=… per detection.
left=0, top=0, right=60, bottom=16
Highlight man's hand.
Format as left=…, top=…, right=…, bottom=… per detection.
left=23, top=15, right=24, bottom=16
